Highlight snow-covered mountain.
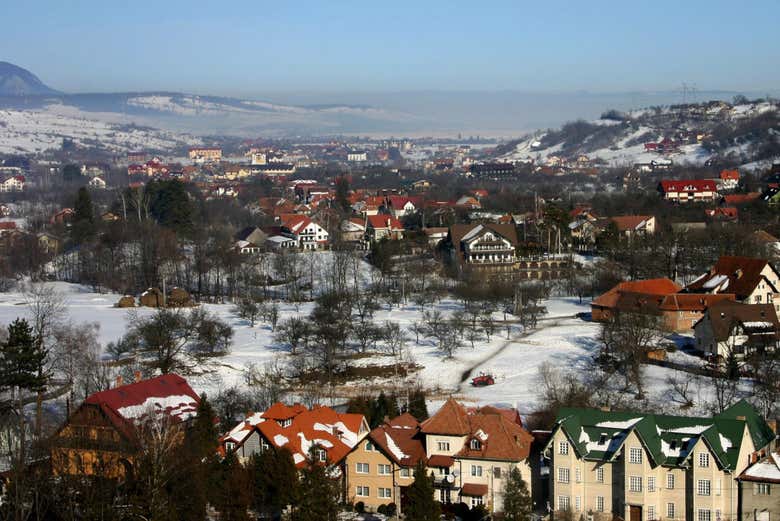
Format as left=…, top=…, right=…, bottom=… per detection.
left=492, top=99, right=780, bottom=170
left=0, top=61, right=60, bottom=96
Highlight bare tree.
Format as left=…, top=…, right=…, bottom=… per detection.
left=599, top=312, right=663, bottom=399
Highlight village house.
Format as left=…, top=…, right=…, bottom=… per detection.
left=447, top=223, right=519, bottom=269
left=220, top=402, right=369, bottom=480
left=88, top=176, right=107, bottom=189
left=50, top=374, right=200, bottom=479
left=420, top=399, right=534, bottom=513
left=682, top=256, right=780, bottom=313
left=340, top=217, right=367, bottom=243
left=279, top=214, right=329, bottom=250
left=737, top=451, right=780, bottom=521
left=347, top=151, right=368, bottom=162
left=386, top=196, right=419, bottom=219
left=591, top=279, right=682, bottom=323
left=345, top=413, right=425, bottom=512
left=610, top=215, right=656, bottom=239
left=366, top=215, right=404, bottom=242
left=693, top=300, right=779, bottom=359
left=658, top=180, right=718, bottom=203
left=423, top=227, right=449, bottom=247
left=717, top=169, right=740, bottom=191
left=546, top=401, right=776, bottom=521
left=0, top=175, right=25, bottom=192
left=188, top=147, right=222, bottom=163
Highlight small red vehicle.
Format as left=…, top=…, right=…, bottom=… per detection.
left=470, top=372, right=495, bottom=387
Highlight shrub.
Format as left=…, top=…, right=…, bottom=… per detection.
left=355, top=501, right=365, bottom=513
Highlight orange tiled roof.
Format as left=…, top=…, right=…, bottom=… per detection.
left=592, top=279, right=682, bottom=309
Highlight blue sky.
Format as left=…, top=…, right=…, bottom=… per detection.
left=3, top=0, right=779, bottom=97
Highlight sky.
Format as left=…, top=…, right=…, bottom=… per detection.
left=3, top=0, right=780, bottom=98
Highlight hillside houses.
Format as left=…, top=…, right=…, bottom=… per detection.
left=682, top=256, right=780, bottom=312
left=659, top=180, right=719, bottom=203
left=447, top=223, right=519, bottom=269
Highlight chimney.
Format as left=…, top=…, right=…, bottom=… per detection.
left=115, top=375, right=123, bottom=388
left=600, top=406, right=611, bottom=412
left=766, top=419, right=777, bottom=434
left=134, top=370, right=142, bottom=383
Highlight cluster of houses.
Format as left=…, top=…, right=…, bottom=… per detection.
left=592, top=255, right=780, bottom=361
left=48, top=372, right=779, bottom=520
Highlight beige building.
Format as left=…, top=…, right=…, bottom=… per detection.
left=738, top=452, right=780, bottom=521
left=345, top=413, right=424, bottom=512
left=547, top=401, right=775, bottom=521
left=420, top=399, right=534, bottom=513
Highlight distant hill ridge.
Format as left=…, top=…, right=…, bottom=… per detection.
left=0, top=61, right=60, bottom=96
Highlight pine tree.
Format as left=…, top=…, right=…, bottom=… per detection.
left=72, top=187, right=95, bottom=244
left=1, top=318, right=47, bottom=392
left=296, top=450, right=339, bottom=521
left=405, top=461, right=440, bottom=521
left=211, top=451, right=250, bottom=521
left=250, top=447, right=299, bottom=518
left=501, top=466, right=533, bottom=521
left=407, top=387, right=429, bottom=421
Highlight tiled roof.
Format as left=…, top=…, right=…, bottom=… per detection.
left=659, top=179, right=717, bottom=192
left=610, top=215, right=653, bottom=232
left=449, top=223, right=519, bottom=248
left=720, top=169, right=740, bottom=180
left=684, top=256, right=778, bottom=300
left=222, top=403, right=368, bottom=468
left=723, top=192, right=760, bottom=205
left=367, top=214, right=403, bottom=230
left=658, top=293, right=735, bottom=312
left=591, top=279, right=681, bottom=309
left=368, top=413, right=425, bottom=467
left=421, top=398, right=470, bottom=435
left=697, top=300, right=780, bottom=342
left=460, top=483, right=489, bottom=496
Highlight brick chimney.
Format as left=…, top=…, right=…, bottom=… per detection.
left=115, top=375, right=123, bottom=388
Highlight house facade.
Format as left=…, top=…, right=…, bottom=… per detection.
left=659, top=180, right=718, bottom=203
left=448, top=223, right=519, bottom=268
left=366, top=215, right=404, bottom=242
left=420, top=399, right=534, bottom=513
left=547, top=401, right=775, bottom=521
left=0, top=175, right=25, bottom=192
left=737, top=452, right=780, bottom=521
left=693, top=300, right=779, bottom=359
left=280, top=215, right=329, bottom=250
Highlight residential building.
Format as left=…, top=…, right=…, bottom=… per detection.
left=0, top=175, right=25, bottom=192
left=50, top=374, right=200, bottom=479
left=423, top=227, right=449, bottom=247
left=366, top=215, right=404, bottom=242
left=610, top=215, right=656, bottom=239
left=737, top=452, right=780, bottom=521
left=469, top=163, right=515, bottom=178
left=693, top=300, right=779, bottom=359
left=386, top=196, right=419, bottom=219
left=279, top=215, right=329, bottom=250
left=683, top=256, right=780, bottom=313
left=220, top=402, right=369, bottom=470
left=188, top=147, right=222, bottom=163
left=658, top=180, right=718, bottom=203
left=591, top=279, right=682, bottom=323
left=88, top=176, right=107, bottom=189
left=718, top=170, right=740, bottom=191
left=347, top=151, right=368, bottom=162
left=345, top=413, right=425, bottom=512
left=421, top=399, right=534, bottom=513
left=340, top=218, right=366, bottom=243
left=448, top=223, right=518, bottom=268
left=546, top=401, right=776, bottom=521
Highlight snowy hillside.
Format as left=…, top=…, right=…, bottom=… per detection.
left=494, top=99, right=780, bottom=169
left=0, top=104, right=202, bottom=154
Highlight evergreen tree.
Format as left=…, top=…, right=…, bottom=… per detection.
left=250, top=447, right=299, bottom=518
left=335, top=175, right=351, bottom=213
left=369, top=391, right=399, bottom=427
left=296, top=450, right=339, bottom=521
left=72, top=187, right=96, bottom=244
left=407, top=387, right=429, bottom=421
left=147, top=180, right=195, bottom=236
left=211, top=451, right=250, bottom=521
left=1, top=318, right=47, bottom=393
left=405, top=461, right=440, bottom=521
left=502, top=466, right=533, bottom=521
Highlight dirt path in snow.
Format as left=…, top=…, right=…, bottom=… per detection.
left=456, top=315, right=578, bottom=391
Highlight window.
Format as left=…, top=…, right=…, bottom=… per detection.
left=378, top=487, right=392, bottom=499
left=667, top=473, right=675, bottom=490
left=596, top=496, right=604, bottom=513
left=629, top=476, right=643, bottom=493
left=356, top=486, right=369, bottom=497
left=699, top=453, right=710, bottom=468
left=225, top=441, right=235, bottom=452
left=261, top=438, right=270, bottom=450
left=697, top=479, right=711, bottom=496
left=400, top=468, right=410, bottom=478
left=596, top=467, right=604, bottom=483
left=648, top=506, right=655, bottom=521
left=575, top=496, right=581, bottom=512
left=667, top=503, right=675, bottom=519
left=698, top=510, right=712, bottom=521
left=558, top=467, right=570, bottom=483
left=356, top=462, right=369, bottom=474
left=378, top=464, right=391, bottom=475
left=715, top=511, right=721, bottom=521
left=365, top=440, right=375, bottom=451
left=493, top=467, right=502, bottom=479
left=437, top=441, right=451, bottom=451
left=559, top=441, right=569, bottom=455
left=756, top=483, right=771, bottom=495
left=558, top=496, right=570, bottom=511
left=471, top=465, right=483, bottom=477
left=470, top=496, right=484, bottom=508
left=470, top=439, right=482, bottom=450
left=629, top=447, right=643, bottom=464
left=575, top=467, right=581, bottom=483
left=648, top=476, right=656, bottom=492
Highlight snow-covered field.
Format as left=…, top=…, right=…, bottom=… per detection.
left=0, top=272, right=749, bottom=419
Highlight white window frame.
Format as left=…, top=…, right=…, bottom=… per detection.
left=629, top=475, right=642, bottom=493
left=471, top=496, right=484, bottom=508
left=756, top=482, right=771, bottom=495
left=596, top=496, right=604, bottom=513
left=356, top=485, right=369, bottom=497
left=559, top=441, right=569, bottom=455
left=648, top=476, right=656, bottom=492
left=471, top=465, right=483, bottom=477
left=437, top=441, right=451, bottom=451
left=697, top=479, right=711, bottom=496
left=558, top=467, right=570, bottom=483
left=558, top=495, right=570, bottom=511
left=575, top=467, right=581, bottom=483
left=667, top=473, right=675, bottom=490
left=378, top=463, right=391, bottom=475
left=698, top=509, right=712, bottom=521
left=575, top=496, right=581, bottom=512
left=596, top=466, right=604, bottom=483
left=648, top=506, right=655, bottom=521
left=356, top=462, right=369, bottom=474
left=629, top=447, right=643, bottom=464
left=699, top=453, right=710, bottom=468
left=667, top=503, right=675, bottom=519
left=470, top=439, right=481, bottom=450
left=378, top=487, right=392, bottom=499
left=400, top=467, right=410, bottom=478
left=365, top=440, right=375, bottom=451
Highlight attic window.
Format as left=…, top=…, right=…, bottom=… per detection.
left=599, top=433, right=608, bottom=445
left=670, top=440, right=677, bottom=451
left=470, top=439, right=482, bottom=450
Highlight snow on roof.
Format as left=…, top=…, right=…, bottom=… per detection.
left=594, top=418, right=643, bottom=429
left=742, top=321, right=774, bottom=328
left=274, top=434, right=289, bottom=446
left=385, top=431, right=408, bottom=461
left=116, top=394, right=199, bottom=422
left=719, top=433, right=733, bottom=453
left=662, top=425, right=712, bottom=435
left=703, top=274, right=729, bottom=290
left=475, top=429, right=489, bottom=442
left=742, top=452, right=780, bottom=481
left=461, top=224, right=485, bottom=242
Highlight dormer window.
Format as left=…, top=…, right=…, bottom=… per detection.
left=316, top=448, right=327, bottom=462
left=470, top=439, right=482, bottom=450
left=599, top=433, right=608, bottom=445
left=225, top=441, right=236, bottom=452
left=278, top=418, right=292, bottom=428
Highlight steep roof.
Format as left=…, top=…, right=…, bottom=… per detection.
left=610, top=215, right=654, bottom=232
left=551, top=402, right=773, bottom=472
left=739, top=452, right=780, bottom=483
left=368, top=413, right=426, bottom=467
left=684, top=256, right=778, bottom=300
left=720, top=169, right=740, bottom=180
left=449, top=223, right=519, bottom=248
left=421, top=398, right=470, bottom=435
left=659, top=179, right=717, bottom=193
left=658, top=293, right=735, bottom=312
left=456, top=412, right=533, bottom=462
left=221, top=403, right=368, bottom=468
left=367, top=214, right=403, bottom=231
left=696, top=300, right=780, bottom=342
